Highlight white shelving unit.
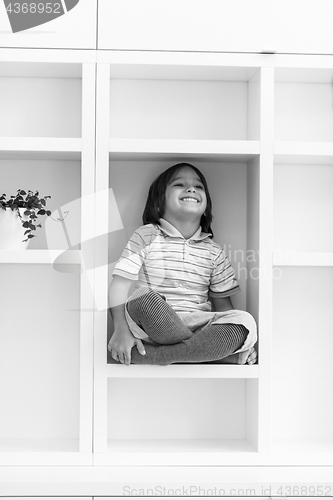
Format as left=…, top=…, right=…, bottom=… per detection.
left=2, top=45, right=333, bottom=480
left=0, top=49, right=95, bottom=465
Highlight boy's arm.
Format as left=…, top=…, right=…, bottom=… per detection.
left=108, top=275, right=146, bottom=364
left=211, top=296, right=234, bottom=312
left=108, top=274, right=132, bottom=324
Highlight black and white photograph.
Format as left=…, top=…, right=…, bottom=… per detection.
left=0, top=0, right=333, bottom=495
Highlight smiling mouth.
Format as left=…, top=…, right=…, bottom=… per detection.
left=180, top=197, right=199, bottom=203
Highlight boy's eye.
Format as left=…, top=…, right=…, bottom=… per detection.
left=172, top=182, right=204, bottom=190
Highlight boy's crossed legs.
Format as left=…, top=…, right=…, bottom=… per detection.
left=126, top=287, right=252, bottom=366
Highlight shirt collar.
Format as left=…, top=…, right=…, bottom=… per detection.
left=158, top=218, right=211, bottom=241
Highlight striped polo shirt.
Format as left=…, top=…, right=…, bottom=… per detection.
left=112, top=218, right=240, bottom=313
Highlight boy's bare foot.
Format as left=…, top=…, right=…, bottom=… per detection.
left=238, top=347, right=257, bottom=365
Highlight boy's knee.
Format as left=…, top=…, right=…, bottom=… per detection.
left=231, top=310, right=257, bottom=338
left=127, top=287, right=159, bottom=316
left=240, top=311, right=257, bottom=342
left=242, top=310, right=256, bottom=324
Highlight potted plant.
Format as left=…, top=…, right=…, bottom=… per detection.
left=0, top=189, right=51, bottom=249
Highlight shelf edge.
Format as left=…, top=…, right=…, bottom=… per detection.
left=107, top=364, right=259, bottom=379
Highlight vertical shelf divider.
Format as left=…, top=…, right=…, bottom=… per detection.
left=94, top=62, right=111, bottom=454
left=257, top=65, right=275, bottom=453
left=79, top=62, right=97, bottom=455
left=246, top=68, right=261, bottom=451
left=246, top=155, right=260, bottom=451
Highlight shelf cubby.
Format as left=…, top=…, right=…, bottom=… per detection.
left=273, top=159, right=333, bottom=253
left=108, top=63, right=261, bottom=141
left=96, top=377, right=259, bottom=465
left=272, top=266, right=333, bottom=458
left=0, top=157, right=81, bottom=250
left=0, top=62, right=82, bottom=139
left=274, top=68, right=333, bottom=143
left=0, top=264, right=83, bottom=465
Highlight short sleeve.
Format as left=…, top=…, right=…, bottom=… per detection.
left=209, top=247, right=240, bottom=298
left=112, top=227, right=149, bottom=281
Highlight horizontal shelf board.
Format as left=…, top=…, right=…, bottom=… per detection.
left=0, top=62, right=83, bottom=78
left=3, top=465, right=333, bottom=493
left=98, top=51, right=263, bottom=80
left=273, top=251, right=333, bottom=267
left=0, top=137, right=82, bottom=160
left=98, top=439, right=259, bottom=466
left=100, top=50, right=333, bottom=72
left=274, top=141, right=333, bottom=164
left=109, top=139, right=260, bottom=162
left=0, top=438, right=79, bottom=453
left=0, top=250, right=81, bottom=265
left=275, top=67, right=333, bottom=83
left=109, top=65, right=260, bottom=82
left=272, top=439, right=333, bottom=453
left=0, top=439, right=92, bottom=466
left=107, top=364, right=258, bottom=379
left=107, top=438, right=256, bottom=453
left=97, top=447, right=333, bottom=467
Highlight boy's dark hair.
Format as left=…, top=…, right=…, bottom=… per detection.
left=142, top=162, right=213, bottom=237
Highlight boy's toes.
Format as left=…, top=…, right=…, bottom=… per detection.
left=238, top=347, right=258, bottom=365
left=246, top=347, right=258, bottom=365
left=238, top=348, right=251, bottom=365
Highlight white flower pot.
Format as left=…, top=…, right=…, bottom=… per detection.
left=0, top=208, right=30, bottom=249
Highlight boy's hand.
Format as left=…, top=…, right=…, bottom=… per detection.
left=108, top=328, right=146, bottom=365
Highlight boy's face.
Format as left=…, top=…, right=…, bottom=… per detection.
left=163, top=166, right=207, bottom=223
